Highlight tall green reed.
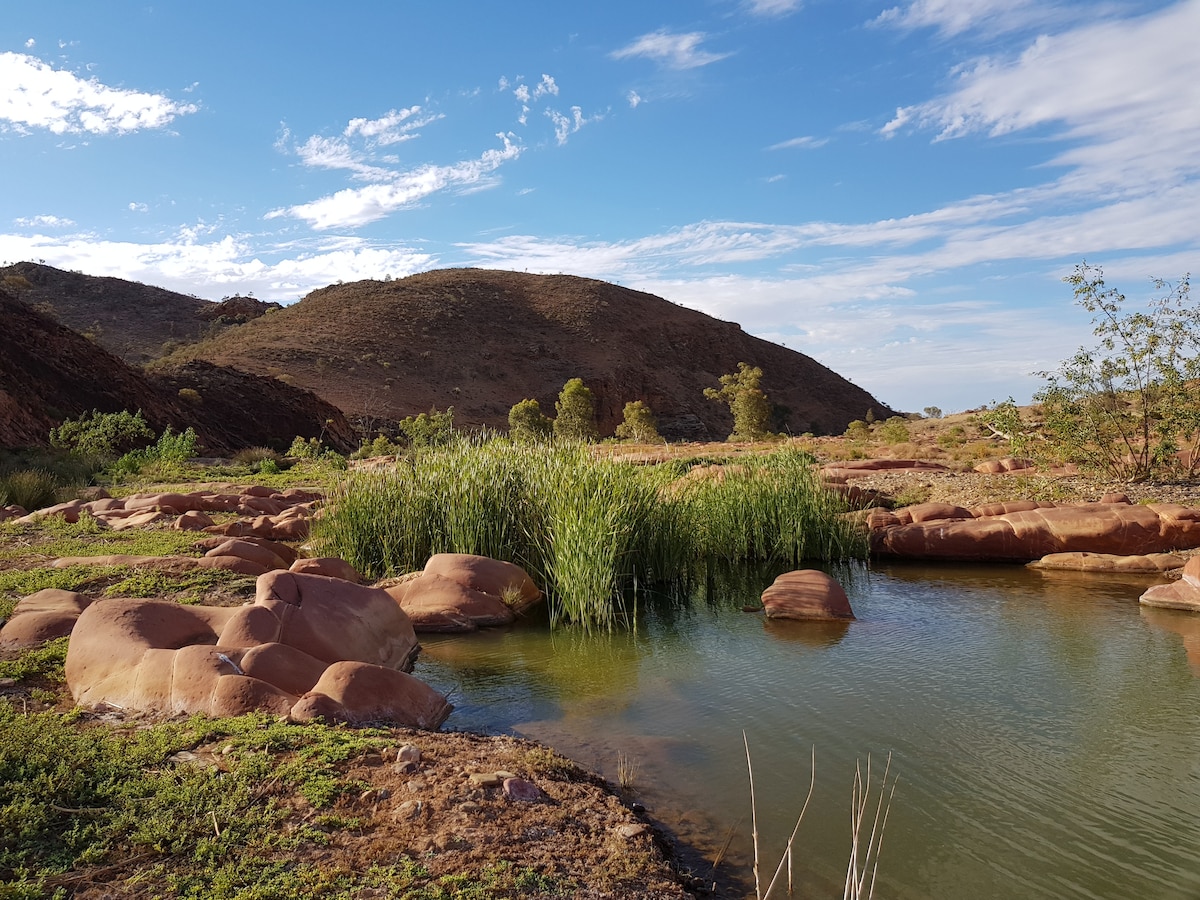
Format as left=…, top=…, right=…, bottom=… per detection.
left=314, top=440, right=865, bottom=629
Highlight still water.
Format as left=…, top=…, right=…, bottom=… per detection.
left=415, top=562, right=1200, bottom=899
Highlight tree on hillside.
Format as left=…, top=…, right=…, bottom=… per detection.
left=508, top=398, right=553, bottom=443
left=704, top=362, right=771, bottom=442
left=553, top=378, right=598, bottom=442
left=615, top=400, right=662, bottom=443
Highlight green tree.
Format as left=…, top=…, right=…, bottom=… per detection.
left=704, top=362, right=771, bottom=442
left=553, top=379, right=598, bottom=442
left=922, top=406, right=943, bottom=419
left=844, top=419, right=871, bottom=442
left=49, top=409, right=154, bottom=457
left=1026, top=263, right=1198, bottom=480
left=615, top=400, right=662, bottom=443
left=508, top=399, right=553, bottom=443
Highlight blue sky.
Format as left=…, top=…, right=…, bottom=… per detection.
left=1, top=0, right=1197, bottom=414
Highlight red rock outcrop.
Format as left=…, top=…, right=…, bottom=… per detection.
left=1028, top=552, right=1185, bottom=574
left=870, top=499, right=1200, bottom=562
left=761, top=570, right=855, bottom=621
left=384, top=554, right=544, bottom=633
left=1140, top=557, right=1200, bottom=613
left=0, top=589, right=94, bottom=648
left=63, top=572, right=450, bottom=728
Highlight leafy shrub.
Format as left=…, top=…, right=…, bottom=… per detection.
left=844, top=420, right=871, bottom=442
left=553, top=380, right=598, bottom=442
left=508, top=399, right=553, bottom=443
left=615, top=400, right=662, bottom=443
left=352, top=435, right=402, bottom=460
left=49, top=409, right=154, bottom=457
left=177, top=388, right=202, bottom=405
left=233, top=446, right=281, bottom=466
left=0, top=469, right=59, bottom=511
left=397, top=407, right=455, bottom=449
left=877, top=416, right=911, bottom=444
left=109, top=426, right=198, bottom=477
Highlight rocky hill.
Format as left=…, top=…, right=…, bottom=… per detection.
left=0, top=262, right=280, bottom=366
left=170, top=269, right=895, bottom=439
left=0, top=287, right=354, bottom=454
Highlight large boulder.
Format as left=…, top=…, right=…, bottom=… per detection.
left=63, top=572, right=448, bottom=728
left=761, top=570, right=855, bottom=621
left=383, top=554, right=543, bottom=634
left=870, top=500, right=1200, bottom=562
left=1140, top=557, right=1200, bottom=613
left=1028, top=552, right=1185, bottom=574
left=0, top=589, right=93, bottom=648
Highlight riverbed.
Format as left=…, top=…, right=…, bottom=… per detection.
left=417, top=562, right=1200, bottom=899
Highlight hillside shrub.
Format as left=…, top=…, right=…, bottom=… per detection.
left=844, top=420, right=871, bottom=442
left=615, top=400, right=662, bottom=443
left=877, top=416, right=911, bottom=444
left=397, top=407, right=455, bottom=449
left=352, top=435, right=403, bottom=459
left=108, top=426, right=198, bottom=478
left=553, top=379, right=598, bottom=442
left=508, top=399, right=553, bottom=443
left=49, top=410, right=154, bottom=458
left=704, top=363, right=772, bottom=442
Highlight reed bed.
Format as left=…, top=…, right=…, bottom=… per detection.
left=314, top=440, right=866, bottom=629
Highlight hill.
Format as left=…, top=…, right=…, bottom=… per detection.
left=0, top=287, right=355, bottom=454
left=170, top=268, right=895, bottom=439
left=0, top=262, right=280, bottom=366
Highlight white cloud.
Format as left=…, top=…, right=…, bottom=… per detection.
left=532, top=74, right=558, bottom=99
left=767, top=135, right=829, bottom=151
left=744, top=0, right=802, bottom=17
left=344, top=106, right=431, bottom=144
left=271, top=132, right=523, bottom=230
left=610, top=30, right=732, bottom=70
left=546, top=106, right=601, bottom=146
left=0, top=229, right=434, bottom=302
left=13, top=214, right=75, bottom=228
left=128, top=202, right=149, bottom=213
left=24, top=38, right=35, bottom=48
left=881, top=2, right=1200, bottom=195
left=872, top=0, right=1063, bottom=37
left=0, top=51, right=197, bottom=135
left=627, top=90, right=642, bottom=108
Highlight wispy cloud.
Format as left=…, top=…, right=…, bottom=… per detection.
left=0, top=51, right=197, bottom=135
left=871, top=0, right=1068, bottom=37
left=546, top=106, right=601, bottom=146
left=13, top=214, right=75, bottom=228
left=743, top=0, right=802, bottom=18
left=627, top=90, right=642, bottom=108
left=611, top=30, right=732, bottom=69
left=767, top=135, right=829, bottom=151
left=881, top=1, right=1200, bottom=194
left=128, top=202, right=149, bottom=213
left=270, top=133, right=523, bottom=230
left=0, top=229, right=433, bottom=301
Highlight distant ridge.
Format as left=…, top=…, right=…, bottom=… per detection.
left=173, top=268, right=897, bottom=438
left=0, top=285, right=354, bottom=454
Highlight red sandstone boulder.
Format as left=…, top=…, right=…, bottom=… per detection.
left=761, top=570, right=855, bottom=621
left=205, top=539, right=289, bottom=571
left=871, top=502, right=1200, bottom=561
left=63, top=571, right=443, bottom=727
left=973, top=457, right=1036, bottom=474
left=822, top=459, right=951, bottom=481
left=1140, top=580, right=1200, bottom=613
left=290, top=557, right=363, bottom=583
left=290, top=662, right=452, bottom=729
left=174, top=510, right=215, bottom=531
left=0, top=589, right=93, bottom=648
left=423, top=553, right=542, bottom=614
left=1028, top=551, right=1185, bottom=574
left=386, top=573, right=516, bottom=633
left=50, top=554, right=200, bottom=570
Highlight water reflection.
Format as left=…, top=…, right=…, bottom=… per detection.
left=1141, top=605, right=1200, bottom=674
left=414, top=561, right=1200, bottom=900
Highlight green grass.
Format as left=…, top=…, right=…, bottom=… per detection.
left=0, top=516, right=203, bottom=564
left=0, top=709, right=572, bottom=899
left=314, top=441, right=866, bottom=629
